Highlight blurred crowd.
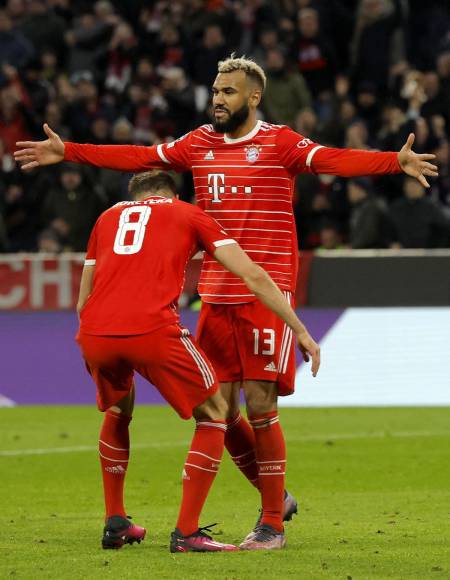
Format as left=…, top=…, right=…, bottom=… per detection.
left=0, top=0, right=449, bottom=253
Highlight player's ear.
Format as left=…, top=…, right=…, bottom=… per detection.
left=249, top=88, right=262, bottom=108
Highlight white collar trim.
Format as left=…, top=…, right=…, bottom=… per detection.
left=224, top=120, right=263, bottom=144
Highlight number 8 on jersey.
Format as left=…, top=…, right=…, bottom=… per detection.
left=114, top=206, right=152, bottom=255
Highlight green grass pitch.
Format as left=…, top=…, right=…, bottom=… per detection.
left=1, top=406, right=449, bottom=579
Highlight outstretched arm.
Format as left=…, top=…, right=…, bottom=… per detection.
left=214, top=243, right=320, bottom=376
left=14, top=124, right=176, bottom=172
left=281, top=127, right=439, bottom=188
left=311, top=133, right=438, bottom=187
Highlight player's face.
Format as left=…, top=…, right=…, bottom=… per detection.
left=212, top=71, right=258, bottom=133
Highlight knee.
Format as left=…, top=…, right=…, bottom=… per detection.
left=245, top=388, right=277, bottom=418
left=193, top=390, right=228, bottom=422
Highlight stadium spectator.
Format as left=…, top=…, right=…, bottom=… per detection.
left=345, top=120, right=372, bottom=150
left=65, top=72, right=117, bottom=142
left=250, top=27, right=285, bottom=68
left=420, top=72, right=448, bottom=120
left=19, top=0, right=66, bottom=60
left=190, top=24, right=228, bottom=89
left=104, top=20, right=138, bottom=94
left=40, top=165, right=106, bottom=251
left=64, top=10, right=113, bottom=79
left=36, top=226, right=62, bottom=253
left=0, top=76, right=33, bottom=154
left=318, top=220, right=344, bottom=250
left=3, top=173, right=46, bottom=251
left=294, top=8, right=337, bottom=99
left=406, top=0, right=449, bottom=70
left=153, top=23, right=187, bottom=70
left=160, top=66, right=197, bottom=136
left=294, top=107, right=322, bottom=142
left=347, top=177, right=392, bottom=248
left=262, top=48, right=312, bottom=127
left=0, top=8, right=34, bottom=73
left=430, top=138, right=450, bottom=216
left=294, top=172, right=348, bottom=249
left=350, top=0, right=405, bottom=93
left=4, top=0, right=27, bottom=28
left=390, top=176, right=449, bottom=248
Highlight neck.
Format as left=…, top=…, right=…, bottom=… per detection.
left=136, top=191, right=172, bottom=200
left=225, top=113, right=258, bottom=140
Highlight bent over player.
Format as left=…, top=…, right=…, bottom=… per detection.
left=76, top=170, right=320, bottom=552
left=15, top=56, right=437, bottom=549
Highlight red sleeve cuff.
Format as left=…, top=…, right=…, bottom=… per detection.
left=63, top=142, right=76, bottom=162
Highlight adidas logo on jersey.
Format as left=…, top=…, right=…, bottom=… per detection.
left=264, top=361, right=277, bottom=372
left=182, top=468, right=190, bottom=480
left=204, top=150, right=215, bottom=160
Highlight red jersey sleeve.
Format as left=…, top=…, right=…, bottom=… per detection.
left=190, top=206, right=236, bottom=257
left=84, top=220, right=99, bottom=265
left=276, top=126, right=401, bottom=177
left=64, top=132, right=193, bottom=172
left=276, top=126, right=324, bottom=174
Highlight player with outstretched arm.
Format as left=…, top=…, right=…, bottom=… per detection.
left=15, top=56, right=437, bottom=549
left=76, top=170, right=320, bottom=552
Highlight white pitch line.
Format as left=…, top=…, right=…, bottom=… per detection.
left=1, top=430, right=449, bottom=458
left=0, top=440, right=190, bottom=457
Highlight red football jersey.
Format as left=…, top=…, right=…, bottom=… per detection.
left=80, top=196, right=235, bottom=335
left=155, top=122, right=320, bottom=303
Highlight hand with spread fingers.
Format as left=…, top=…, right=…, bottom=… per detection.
left=297, top=331, right=321, bottom=377
left=397, top=133, right=439, bottom=188
left=14, top=124, right=64, bottom=170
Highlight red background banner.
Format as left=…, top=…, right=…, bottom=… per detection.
left=0, top=253, right=312, bottom=310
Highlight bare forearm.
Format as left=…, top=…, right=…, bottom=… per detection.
left=77, top=265, right=94, bottom=313
left=243, top=268, right=306, bottom=335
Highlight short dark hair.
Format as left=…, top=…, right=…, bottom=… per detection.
left=128, top=170, right=177, bottom=197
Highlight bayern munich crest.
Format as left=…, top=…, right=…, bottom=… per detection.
left=245, top=145, right=261, bottom=163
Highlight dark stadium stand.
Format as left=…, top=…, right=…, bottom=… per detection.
left=0, top=0, right=449, bottom=253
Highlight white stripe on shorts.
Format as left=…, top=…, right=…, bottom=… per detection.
left=278, top=292, right=292, bottom=373
left=180, top=336, right=214, bottom=388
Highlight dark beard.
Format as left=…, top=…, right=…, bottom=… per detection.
left=212, top=103, right=250, bottom=133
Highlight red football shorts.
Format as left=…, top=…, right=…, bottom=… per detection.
left=77, top=324, right=218, bottom=419
left=196, top=293, right=296, bottom=396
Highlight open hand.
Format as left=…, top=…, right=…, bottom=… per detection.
left=397, top=133, right=438, bottom=188
left=14, top=124, right=64, bottom=170
left=297, top=331, right=321, bottom=377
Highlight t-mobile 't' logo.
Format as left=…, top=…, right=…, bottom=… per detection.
left=208, top=173, right=225, bottom=203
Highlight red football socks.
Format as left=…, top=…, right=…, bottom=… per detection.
left=249, top=411, right=286, bottom=532
left=99, top=409, right=131, bottom=519
left=225, top=413, right=260, bottom=490
left=176, top=420, right=226, bottom=537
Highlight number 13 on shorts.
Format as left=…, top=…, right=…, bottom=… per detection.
left=253, top=328, right=275, bottom=355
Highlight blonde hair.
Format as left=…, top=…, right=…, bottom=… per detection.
left=217, top=54, right=267, bottom=92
